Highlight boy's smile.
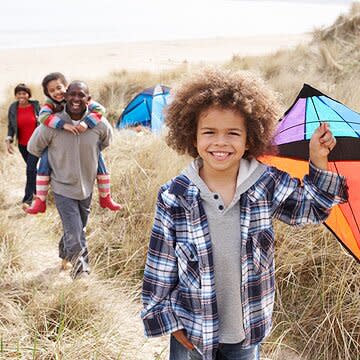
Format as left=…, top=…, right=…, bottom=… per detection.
left=195, top=107, right=248, bottom=177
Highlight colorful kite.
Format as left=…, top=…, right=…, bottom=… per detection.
left=263, top=84, right=360, bottom=262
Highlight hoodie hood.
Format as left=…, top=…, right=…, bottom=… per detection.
left=183, top=157, right=267, bottom=202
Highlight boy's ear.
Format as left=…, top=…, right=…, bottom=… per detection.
left=87, top=95, right=92, bottom=104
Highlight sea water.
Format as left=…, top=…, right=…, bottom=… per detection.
left=0, top=0, right=351, bottom=49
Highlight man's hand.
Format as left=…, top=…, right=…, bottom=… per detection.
left=309, top=122, right=336, bottom=170
left=5, top=140, right=14, bottom=154
left=63, top=123, right=79, bottom=135
left=172, top=329, right=195, bottom=351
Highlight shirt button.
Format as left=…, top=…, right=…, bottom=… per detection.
left=214, top=194, right=219, bottom=200
left=218, top=205, right=224, bottom=210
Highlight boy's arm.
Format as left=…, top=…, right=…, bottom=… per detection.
left=272, top=163, right=348, bottom=225
left=39, top=100, right=66, bottom=129
left=81, top=101, right=106, bottom=129
left=273, top=123, right=347, bottom=225
left=141, top=189, right=184, bottom=337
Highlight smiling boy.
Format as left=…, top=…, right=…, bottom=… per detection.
left=141, top=68, right=348, bottom=360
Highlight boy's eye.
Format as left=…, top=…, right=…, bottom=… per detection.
left=229, top=132, right=241, bottom=136
left=202, top=131, right=214, bottom=134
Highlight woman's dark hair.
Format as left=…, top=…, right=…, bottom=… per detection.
left=14, top=83, right=31, bottom=97
left=41, top=72, right=67, bottom=98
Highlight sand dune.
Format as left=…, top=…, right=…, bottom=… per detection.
left=0, top=34, right=310, bottom=102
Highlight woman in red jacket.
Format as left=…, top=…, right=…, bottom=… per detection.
left=6, top=84, right=40, bottom=209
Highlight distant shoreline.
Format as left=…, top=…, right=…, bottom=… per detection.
left=0, top=33, right=311, bottom=51
left=0, top=34, right=310, bottom=103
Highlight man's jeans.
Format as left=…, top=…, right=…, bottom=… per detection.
left=54, top=193, right=92, bottom=278
left=169, top=335, right=260, bottom=360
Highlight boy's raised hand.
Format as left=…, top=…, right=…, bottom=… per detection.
left=309, top=122, right=336, bottom=170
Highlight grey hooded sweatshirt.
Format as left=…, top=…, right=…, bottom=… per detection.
left=183, top=157, right=266, bottom=344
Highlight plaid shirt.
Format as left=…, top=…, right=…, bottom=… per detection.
left=141, top=162, right=348, bottom=360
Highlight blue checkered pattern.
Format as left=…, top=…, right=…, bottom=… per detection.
left=141, top=163, right=348, bottom=360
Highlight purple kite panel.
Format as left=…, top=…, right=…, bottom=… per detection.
left=274, top=98, right=306, bottom=145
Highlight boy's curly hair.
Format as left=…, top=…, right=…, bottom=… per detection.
left=165, top=67, right=281, bottom=159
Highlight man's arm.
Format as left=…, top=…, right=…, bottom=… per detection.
left=27, top=125, right=52, bottom=157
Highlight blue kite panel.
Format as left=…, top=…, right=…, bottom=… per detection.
left=318, top=96, right=360, bottom=138
left=305, top=98, right=321, bottom=139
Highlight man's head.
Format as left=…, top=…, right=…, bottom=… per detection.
left=65, top=81, right=91, bottom=120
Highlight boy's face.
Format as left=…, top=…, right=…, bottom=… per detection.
left=47, top=79, right=66, bottom=102
left=195, top=107, right=248, bottom=175
left=15, top=90, right=30, bottom=105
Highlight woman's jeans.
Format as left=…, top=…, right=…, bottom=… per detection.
left=18, top=144, right=38, bottom=204
left=169, top=335, right=260, bottom=360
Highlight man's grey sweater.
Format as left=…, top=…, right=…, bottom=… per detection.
left=27, top=108, right=113, bottom=200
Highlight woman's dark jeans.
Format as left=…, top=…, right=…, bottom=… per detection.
left=18, top=144, right=38, bottom=204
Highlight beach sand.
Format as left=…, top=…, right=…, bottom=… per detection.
left=0, top=34, right=310, bottom=103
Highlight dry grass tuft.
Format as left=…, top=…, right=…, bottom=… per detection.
left=0, top=220, right=24, bottom=275
left=268, top=223, right=360, bottom=360
left=88, top=132, right=189, bottom=292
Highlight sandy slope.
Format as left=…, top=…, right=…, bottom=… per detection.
left=0, top=34, right=310, bottom=103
